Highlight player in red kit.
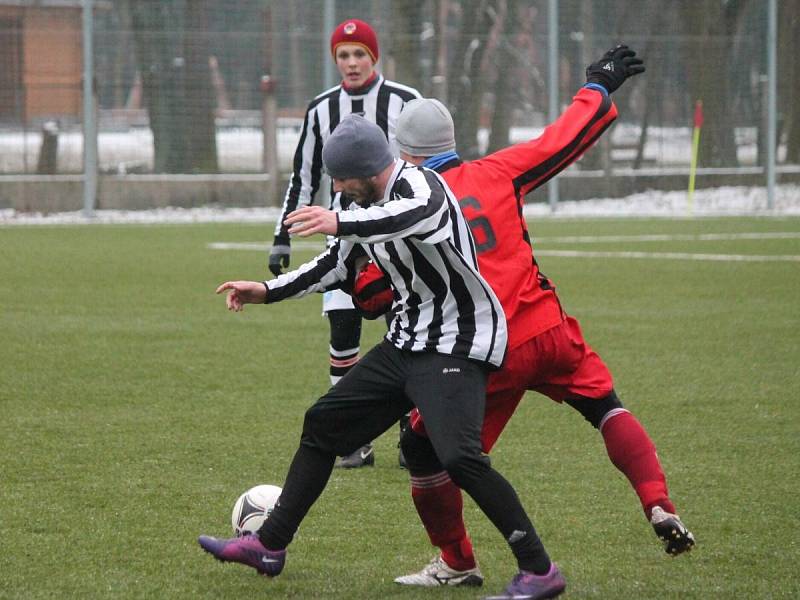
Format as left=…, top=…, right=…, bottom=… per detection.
left=355, top=45, right=695, bottom=597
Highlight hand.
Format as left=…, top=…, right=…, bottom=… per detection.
left=585, top=44, right=645, bottom=94
left=215, top=280, right=267, bottom=312
left=284, top=206, right=338, bottom=237
left=269, top=244, right=290, bottom=276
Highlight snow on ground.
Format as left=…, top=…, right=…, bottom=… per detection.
left=1, top=184, right=798, bottom=226
left=0, top=126, right=304, bottom=174
left=0, top=124, right=778, bottom=174
left=522, top=184, right=800, bottom=218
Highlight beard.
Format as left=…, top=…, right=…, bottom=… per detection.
left=347, top=178, right=381, bottom=207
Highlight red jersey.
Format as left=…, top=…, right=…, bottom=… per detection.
left=437, top=88, right=617, bottom=350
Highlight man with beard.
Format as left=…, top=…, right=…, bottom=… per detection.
left=200, top=114, right=567, bottom=600
left=268, top=18, right=421, bottom=468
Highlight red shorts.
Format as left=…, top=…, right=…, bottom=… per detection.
left=410, top=315, right=613, bottom=452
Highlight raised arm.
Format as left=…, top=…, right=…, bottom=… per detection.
left=480, top=44, right=645, bottom=197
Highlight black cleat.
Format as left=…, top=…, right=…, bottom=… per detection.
left=650, top=506, right=696, bottom=555
left=335, top=444, right=375, bottom=468
left=398, top=446, right=408, bottom=469
left=398, top=413, right=410, bottom=469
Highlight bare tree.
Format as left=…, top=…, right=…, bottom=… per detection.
left=631, top=0, right=675, bottom=170
left=183, top=1, right=218, bottom=173
left=449, top=0, right=494, bottom=158
left=681, top=1, right=747, bottom=168
left=127, top=0, right=218, bottom=173
left=486, top=0, right=514, bottom=154
left=780, top=1, right=800, bottom=164
left=390, top=0, right=424, bottom=93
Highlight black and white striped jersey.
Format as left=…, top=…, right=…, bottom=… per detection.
left=264, top=161, right=508, bottom=368
left=273, top=75, right=421, bottom=245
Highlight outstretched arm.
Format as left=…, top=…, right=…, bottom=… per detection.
left=217, top=239, right=367, bottom=312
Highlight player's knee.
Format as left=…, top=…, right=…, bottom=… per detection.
left=440, top=452, right=491, bottom=489
left=399, top=427, right=442, bottom=473
left=328, top=309, right=362, bottom=349
left=301, top=404, right=324, bottom=441
left=304, top=401, right=325, bottom=426
left=565, top=389, right=624, bottom=429
left=301, top=403, right=343, bottom=453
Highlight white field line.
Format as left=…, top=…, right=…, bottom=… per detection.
left=209, top=231, right=800, bottom=263
left=208, top=241, right=325, bottom=251
left=536, top=250, right=800, bottom=262
left=534, top=232, right=800, bottom=243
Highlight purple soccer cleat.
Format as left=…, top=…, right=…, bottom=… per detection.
left=198, top=532, right=286, bottom=577
left=483, top=563, right=566, bottom=600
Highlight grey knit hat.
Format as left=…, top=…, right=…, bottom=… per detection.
left=396, top=98, right=456, bottom=157
left=322, top=114, right=394, bottom=179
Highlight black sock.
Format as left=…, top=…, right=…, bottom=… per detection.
left=457, top=467, right=551, bottom=574
left=511, top=535, right=551, bottom=575
left=258, top=443, right=335, bottom=550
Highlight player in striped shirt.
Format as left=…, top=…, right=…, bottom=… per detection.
left=268, top=19, right=421, bottom=468
left=200, top=114, right=566, bottom=598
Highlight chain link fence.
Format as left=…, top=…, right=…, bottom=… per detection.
left=0, top=0, right=797, bottom=212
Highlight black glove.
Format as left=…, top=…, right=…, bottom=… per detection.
left=268, top=239, right=290, bottom=276
left=585, top=44, right=645, bottom=94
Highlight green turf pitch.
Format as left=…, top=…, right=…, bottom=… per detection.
left=1, top=217, right=798, bottom=599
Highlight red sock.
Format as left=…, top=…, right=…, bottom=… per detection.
left=410, top=471, right=476, bottom=571
left=600, top=409, right=676, bottom=518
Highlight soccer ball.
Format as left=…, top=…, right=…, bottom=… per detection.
left=231, top=484, right=282, bottom=536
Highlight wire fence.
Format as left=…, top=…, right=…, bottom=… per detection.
left=0, top=0, right=797, bottom=212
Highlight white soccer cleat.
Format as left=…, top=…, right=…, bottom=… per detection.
left=394, top=555, right=483, bottom=587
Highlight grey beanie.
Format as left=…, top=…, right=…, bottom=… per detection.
left=322, top=114, right=394, bottom=179
left=396, top=98, right=456, bottom=157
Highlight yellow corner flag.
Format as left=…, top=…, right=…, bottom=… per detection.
left=687, top=100, right=703, bottom=215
